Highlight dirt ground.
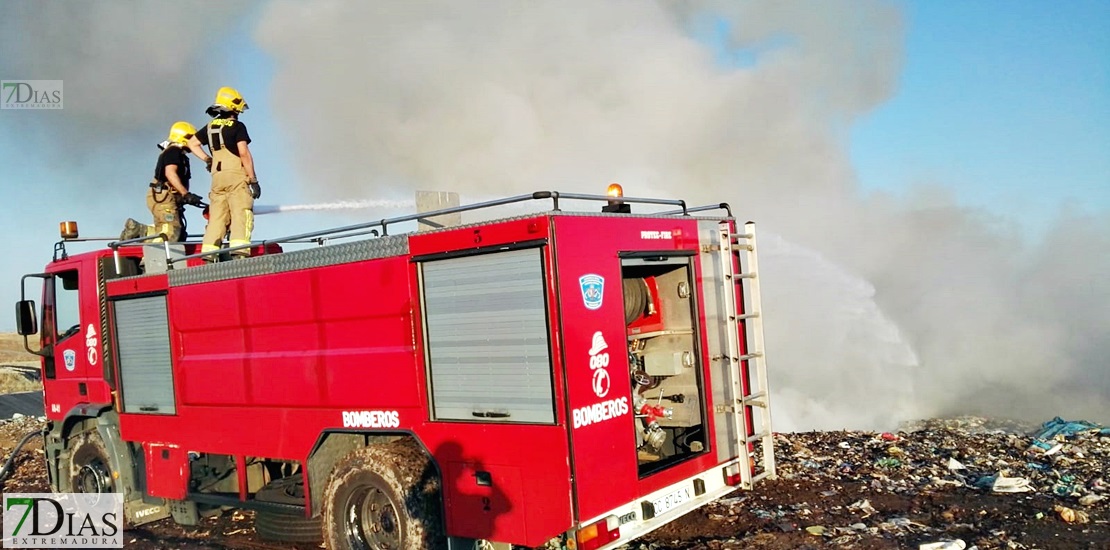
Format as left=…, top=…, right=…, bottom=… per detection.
left=2, top=414, right=1106, bottom=550
left=0, top=333, right=41, bottom=394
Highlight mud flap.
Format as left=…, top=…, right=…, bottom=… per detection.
left=168, top=499, right=199, bottom=526
left=125, top=499, right=172, bottom=526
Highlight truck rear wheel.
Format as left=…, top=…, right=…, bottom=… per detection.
left=322, top=441, right=441, bottom=550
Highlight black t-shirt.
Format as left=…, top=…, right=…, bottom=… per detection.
left=154, top=147, right=191, bottom=191
left=195, top=117, right=251, bottom=157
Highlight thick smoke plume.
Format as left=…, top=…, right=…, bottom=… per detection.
left=256, top=0, right=1108, bottom=430
left=0, top=0, right=248, bottom=213
left=0, top=1, right=247, bottom=135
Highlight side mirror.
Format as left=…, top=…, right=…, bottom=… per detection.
left=16, top=300, right=38, bottom=336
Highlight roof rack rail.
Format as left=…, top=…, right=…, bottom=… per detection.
left=172, top=190, right=690, bottom=265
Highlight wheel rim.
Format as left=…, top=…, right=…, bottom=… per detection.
left=344, top=485, right=401, bottom=549
left=76, top=459, right=112, bottom=493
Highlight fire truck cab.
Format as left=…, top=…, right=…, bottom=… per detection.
left=15, top=190, right=775, bottom=549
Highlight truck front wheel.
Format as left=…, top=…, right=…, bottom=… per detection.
left=322, top=441, right=441, bottom=550
left=66, top=429, right=115, bottom=494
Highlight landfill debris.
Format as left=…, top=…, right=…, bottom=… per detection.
left=1034, top=417, right=1103, bottom=440
left=848, top=499, right=878, bottom=517
left=992, top=475, right=1033, bottom=493
left=8, top=413, right=1109, bottom=549
left=919, top=540, right=966, bottom=550
left=1079, top=494, right=1106, bottom=506
left=642, top=415, right=1109, bottom=548
left=1054, top=504, right=1090, bottom=524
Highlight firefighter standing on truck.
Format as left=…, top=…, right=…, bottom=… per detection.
left=120, top=122, right=208, bottom=242
left=188, top=86, right=260, bottom=260
left=151, top=122, right=206, bottom=241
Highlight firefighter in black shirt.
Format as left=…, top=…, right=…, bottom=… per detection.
left=120, top=122, right=205, bottom=242
left=188, top=86, right=259, bottom=260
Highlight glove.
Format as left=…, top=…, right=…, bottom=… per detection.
left=205, top=158, right=213, bottom=173
left=249, top=180, right=261, bottom=199
left=182, top=192, right=204, bottom=207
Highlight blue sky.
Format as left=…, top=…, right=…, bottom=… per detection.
left=0, top=1, right=1107, bottom=330
left=852, top=0, right=1109, bottom=220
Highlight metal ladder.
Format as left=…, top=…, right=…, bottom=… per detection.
left=717, top=221, right=776, bottom=489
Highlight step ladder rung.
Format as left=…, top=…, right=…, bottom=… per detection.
left=737, top=352, right=762, bottom=361
left=730, top=272, right=757, bottom=280
left=730, top=233, right=754, bottom=241
left=748, top=471, right=772, bottom=484
left=745, top=430, right=771, bottom=444
left=730, top=312, right=759, bottom=321
left=740, top=390, right=767, bottom=402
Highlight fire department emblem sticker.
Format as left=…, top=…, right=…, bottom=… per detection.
left=85, top=324, right=99, bottom=366
left=589, top=331, right=611, bottom=398
left=63, top=349, right=76, bottom=372
left=579, top=274, right=604, bottom=310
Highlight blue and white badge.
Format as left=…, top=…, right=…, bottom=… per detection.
left=63, top=349, right=76, bottom=371
left=579, top=274, right=604, bottom=310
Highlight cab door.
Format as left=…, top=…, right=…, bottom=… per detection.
left=39, top=259, right=110, bottom=418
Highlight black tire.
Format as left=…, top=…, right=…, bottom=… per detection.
left=65, top=429, right=115, bottom=495
left=323, top=440, right=442, bottom=550
left=255, top=474, right=323, bottom=543
left=255, top=510, right=324, bottom=543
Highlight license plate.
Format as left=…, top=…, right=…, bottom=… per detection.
left=651, top=485, right=694, bottom=516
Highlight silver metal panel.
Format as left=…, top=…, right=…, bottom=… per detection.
left=422, top=248, right=554, bottom=423
left=114, top=296, right=176, bottom=414
left=142, top=244, right=186, bottom=274
left=698, top=219, right=739, bottom=461
left=167, top=235, right=410, bottom=286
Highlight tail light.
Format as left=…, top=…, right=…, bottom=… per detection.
left=576, top=515, right=620, bottom=550
left=723, top=463, right=742, bottom=486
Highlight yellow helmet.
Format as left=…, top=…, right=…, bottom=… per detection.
left=213, top=86, right=249, bottom=113
left=166, top=121, right=197, bottom=146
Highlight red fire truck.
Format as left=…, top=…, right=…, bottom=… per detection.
left=14, top=188, right=775, bottom=549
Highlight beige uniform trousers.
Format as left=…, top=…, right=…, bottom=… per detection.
left=147, top=186, right=183, bottom=242
left=201, top=149, right=254, bottom=258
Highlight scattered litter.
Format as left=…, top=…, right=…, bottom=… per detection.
left=1078, top=494, right=1105, bottom=506
left=991, top=476, right=1033, bottom=493
left=848, top=499, right=878, bottom=517
left=946, top=457, right=966, bottom=471
left=773, top=520, right=795, bottom=532
left=1054, top=504, right=1090, bottom=524
left=875, top=457, right=901, bottom=469
left=919, top=540, right=966, bottom=550
left=804, top=525, right=826, bottom=536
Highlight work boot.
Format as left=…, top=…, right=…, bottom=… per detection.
left=119, top=218, right=148, bottom=240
